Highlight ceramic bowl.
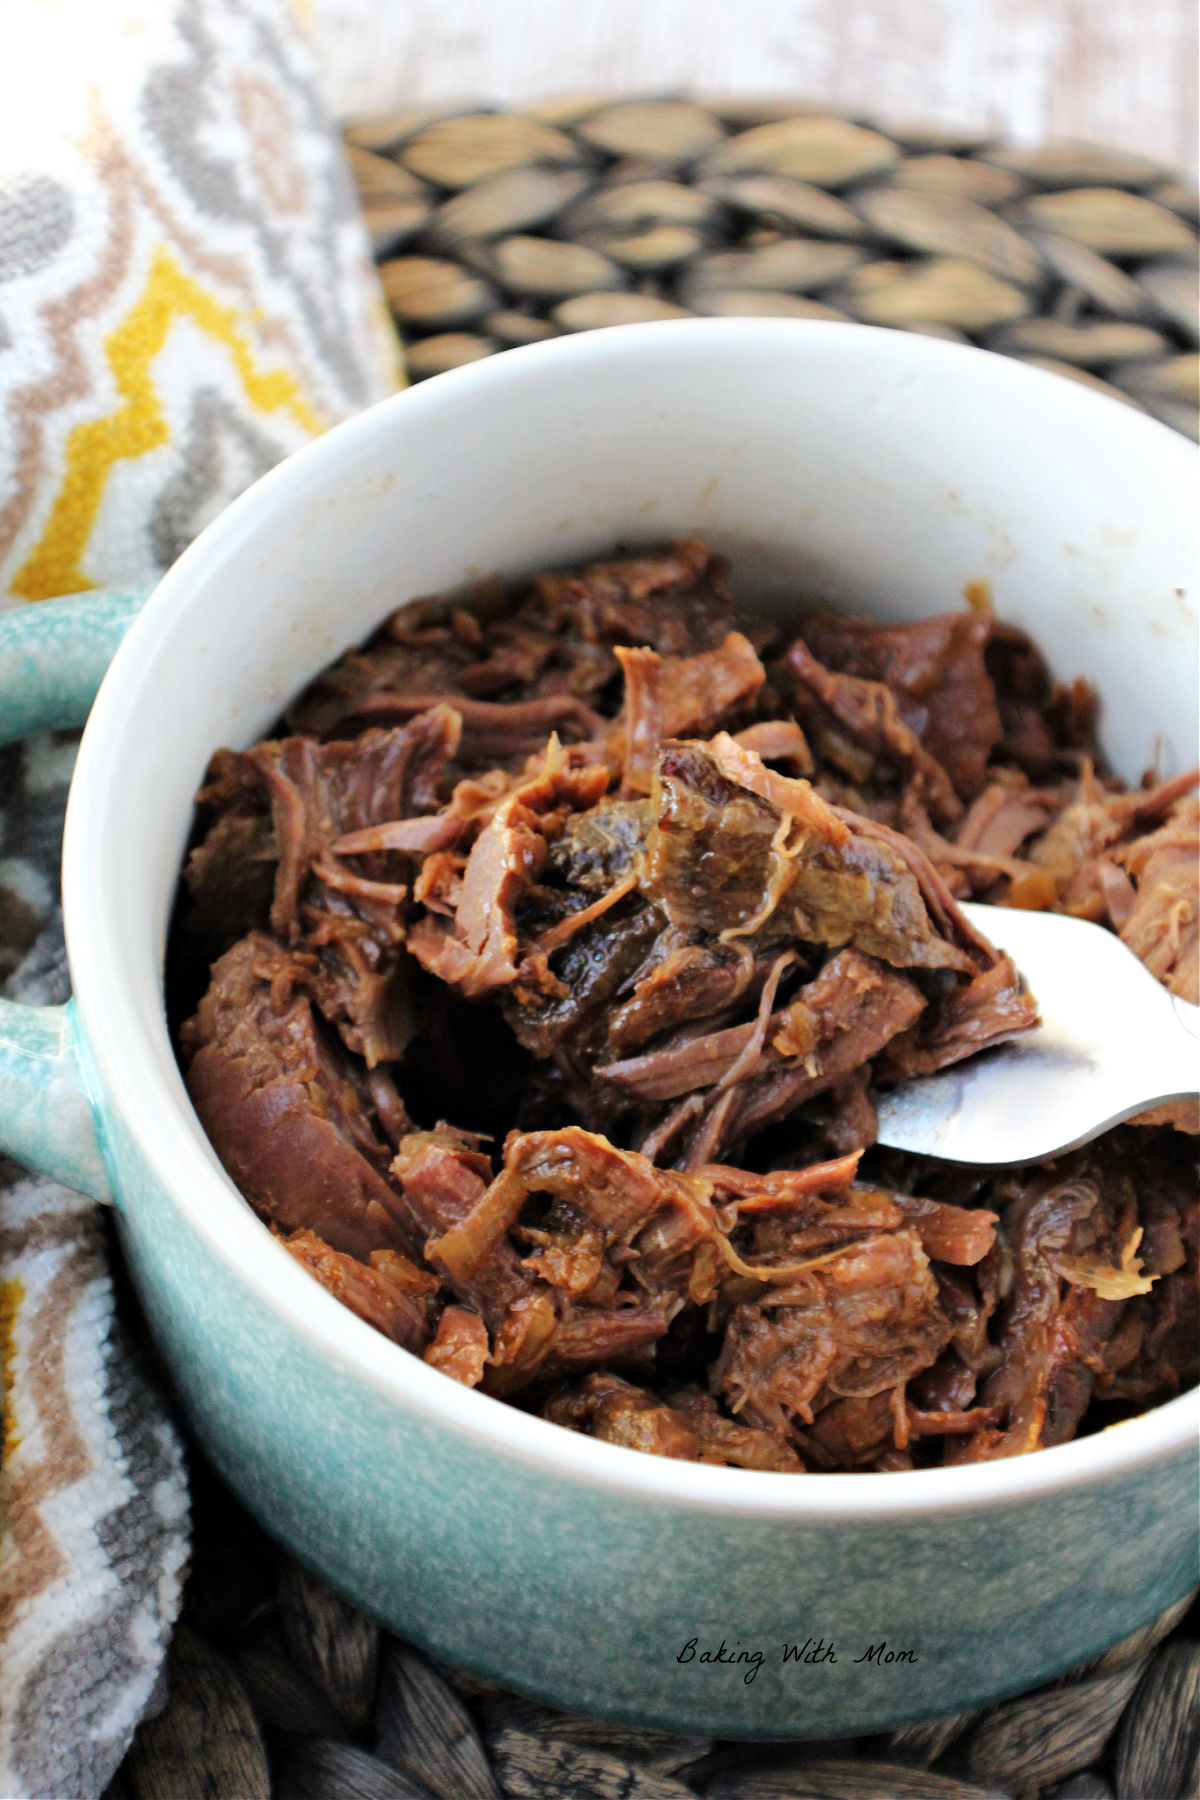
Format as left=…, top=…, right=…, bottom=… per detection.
left=0, top=320, right=1196, bottom=1737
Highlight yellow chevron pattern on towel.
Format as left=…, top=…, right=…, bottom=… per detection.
left=12, top=247, right=324, bottom=601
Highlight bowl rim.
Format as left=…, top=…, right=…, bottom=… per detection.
left=63, top=318, right=1200, bottom=1520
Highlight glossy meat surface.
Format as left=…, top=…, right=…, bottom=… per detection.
left=175, top=541, right=1198, bottom=1471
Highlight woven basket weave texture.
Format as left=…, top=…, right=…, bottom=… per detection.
left=346, top=97, right=1198, bottom=439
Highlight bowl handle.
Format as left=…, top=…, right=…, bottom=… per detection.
left=0, top=586, right=152, bottom=1198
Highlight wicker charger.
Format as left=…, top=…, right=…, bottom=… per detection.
left=347, top=97, right=1198, bottom=439
left=108, top=101, right=1199, bottom=1800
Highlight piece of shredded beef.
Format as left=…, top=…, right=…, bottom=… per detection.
left=713, top=1229, right=952, bottom=1434
left=943, top=1138, right=1194, bottom=1461
left=1023, top=764, right=1195, bottom=915
left=174, top=540, right=1198, bottom=1473
left=784, top=636, right=967, bottom=826
left=798, top=610, right=1003, bottom=803
left=1116, top=792, right=1199, bottom=1003
left=182, top=934, right=414, bottom=1257
left=182, top=711, right=460, bottom=1064
left=283, top=538, right=741, bottom=740
left=545, top=1371, right=803, bottom=1470
left=425, top=1306, right=491, bottom=1385
left=279, top=1227, right=433, bottom=1353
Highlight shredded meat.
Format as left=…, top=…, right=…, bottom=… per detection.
left=957, top=780, right=1054, bottom=859
left=182, top=934, right=414, bottom=1257
left=407, top=747, right=611, bottom=1000
left=798, top=610, right=1003, bottom=802
left=279, top=1227, right=432, bottom=1353
left=785, top=636, right=966, bottom=825
left=877, top=955, right=1039, bottom=1082
left=182, top=711, right=460, bottom=1064
left=943, top=1140, right=1189, bottom=1461
left=425, top=1306, right=491, bottom=1386
left=546, top=1372, right=803, bottom=1470
left=714, top=1230, right=951, bottom=1434
left=284, top=537, right=739, bottom=740
left=646, top=740, right=984, bottom=971
left=1029, top=765, right=1198, bottom=925
left=175, top=540, right=1198, bottom=1474
left=1117, top=793, right=1199, bottom=1003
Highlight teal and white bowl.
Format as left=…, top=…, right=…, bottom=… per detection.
left=1, top=321, right=1196, bottom=1736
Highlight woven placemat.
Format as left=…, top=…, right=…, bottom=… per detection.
left=106, top=100, right=1200, bottom=1800
left=345, top=97, right=1199, bottom=438
left=105, top=1439, right=1199, bottom=1800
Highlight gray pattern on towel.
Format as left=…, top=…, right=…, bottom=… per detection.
left=0, top=738, right=189, bottom=1800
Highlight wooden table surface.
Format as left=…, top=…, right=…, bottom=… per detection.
left=311, top=0, right=1198, bottom=175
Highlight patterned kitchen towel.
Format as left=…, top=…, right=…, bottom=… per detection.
left=0, top=890, right=189, bottom=1800
left=0, top=730, right=192, bottom=1800
left=0, top=0, right=401, bottom=606
left=0, top=1, right=403, bottom=1793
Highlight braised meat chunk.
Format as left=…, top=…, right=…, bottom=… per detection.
left=174, top=540, right=1198, bottom=1473
left=284, top=538, right=741, bottom=741
left=181, top=933, right=413, bottom=1258
left=279, top=1228, right=434, bottom=1353
left=546, top=1372, right=803, bottom=1471
left=183, top=711, right=460, bottom=1064
left=795, top=609, right=1002, bottom=805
